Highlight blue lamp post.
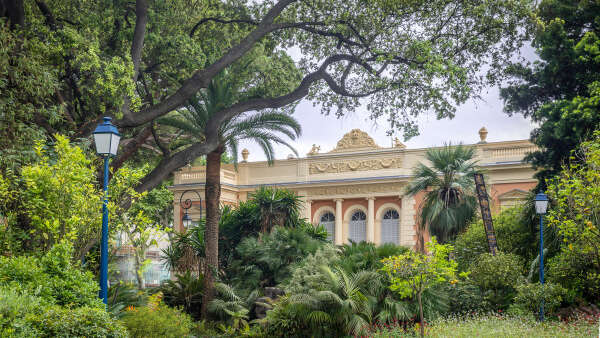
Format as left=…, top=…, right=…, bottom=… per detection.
left=93, top=117, right=120, bottom=304
left=534, top=191, right=549, bottom=322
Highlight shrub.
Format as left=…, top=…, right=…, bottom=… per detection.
left=547, top=250, right=598, bottom=303
left=121, top=296, right=193, bottom=338
left=444, top=279, right=491, bottom=315
left=39, top=306, right=128, bottom=338
left=283, top=244, right=339, bottom=294
left=0, top=286, right=128, bottom=338
left=513, top=282, right=567, bottom=316
left=453, top=207, right=536, bottom=271
left=469, top=252, right=524, bottom=309
left=226, top=226, right=326, bottom=294
left=0, top=241, right=102, bottom=308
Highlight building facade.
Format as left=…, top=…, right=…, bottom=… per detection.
left=170, top=128, right=537, bottom=248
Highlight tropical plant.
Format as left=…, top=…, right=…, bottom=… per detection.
left=161, top=221, right=205, bottom=275
left=226, top=226, right=325, bottom=295
left=159, top=272, right=204, bottom=319
left=107, top=281, right=148, bottom=319
left=381, top=239, right=457, bottom=338
left=263, top=266, right=383, bottom=337
left=250, top=186, right=303, bottom=233
left=159, top=72, right=302, bottom=316
left=405, top=144, right=479, bottom=246
left=338, top=242, right=410, bottom=274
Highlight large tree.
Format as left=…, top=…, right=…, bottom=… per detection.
left=160, top=73, right=301, bottom=317
left=2, top=0, right=532, bottom=195
left=500, top=0, right=600, bottom=186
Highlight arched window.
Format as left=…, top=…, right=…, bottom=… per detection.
left=319, top=212, right=335, bottom=241
left=381, top=209, right=400, bottom=244
left=349, top=210, right=366, bottom=243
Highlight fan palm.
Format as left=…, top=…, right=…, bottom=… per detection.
left=405, top=144, right=479, bottom=247
left=159, top=72, right=301, bottom=318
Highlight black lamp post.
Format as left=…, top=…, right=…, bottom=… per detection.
left=534, top=191, right=549, bottom=322
left=180, top=190, right=202, bottom=229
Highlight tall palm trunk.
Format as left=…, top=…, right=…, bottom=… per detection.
left=201, top=145, right=224, bottom=318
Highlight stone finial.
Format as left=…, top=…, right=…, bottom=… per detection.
left=478, top=127, right=488, bottom=143
left=287, top=154, right=295, bottom=160
left=307, top=144, right=321, bottom=156
left=393, top=137, right=406, bottom=149
left=241, top=148, right=249, bottom=162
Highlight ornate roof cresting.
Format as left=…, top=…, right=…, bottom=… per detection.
left=329, top=129, right=381, bottom=153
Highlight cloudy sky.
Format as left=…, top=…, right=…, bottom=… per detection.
left=237, top=46, right=538, bottom=162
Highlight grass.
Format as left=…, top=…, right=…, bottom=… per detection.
left=368, top=315, right=599, bottom=337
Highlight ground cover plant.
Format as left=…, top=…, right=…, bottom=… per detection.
left=368, top=314, right=600, bottom=338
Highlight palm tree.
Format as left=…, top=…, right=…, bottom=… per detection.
left=250, top=186, right=303, bottom=233
left=159, top=73, right=301, bottom=318
left=405, top=144, right=479, bottom=248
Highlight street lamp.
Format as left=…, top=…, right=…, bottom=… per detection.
left=93, top=117, right=120, bottom=305
left=179, top=190, right=202, bottom=229
left=534, top=191, right=549, bottom=322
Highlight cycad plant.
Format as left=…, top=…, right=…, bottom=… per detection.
left=250, top=186, right=303, bottom=233
left=159, top=72, right=301, bottom=317
left=405, top=144, right=479, bottom=247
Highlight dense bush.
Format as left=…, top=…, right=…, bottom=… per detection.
left=444, top=279, right=491, bottom=315
left=0, top=240, right=102, bottom=308
left=0, top=286, right=128, bottom=337
left=159, top=272, right=204, bottom=319
left=469, top=252, right=524, bottom=309
left=121, top=295, right=193, bottom=338
left=453, top=207, right=536, bottom=271
left=547, top=250, right=599, bottom=303
left=513, top=282, right=567, bottom=316
left=226, top=226, right=326, bottom=294
left=283, top=244, right=339, bottom=294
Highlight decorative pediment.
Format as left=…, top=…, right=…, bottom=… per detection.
left=330, top=129, right=381, bottom=153
left=498, top=189, right=528, bottom=200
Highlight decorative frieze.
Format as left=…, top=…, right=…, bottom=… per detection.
left=307, top=183, right=405, bottom=197
left=309, top=158, right=401, bottom=174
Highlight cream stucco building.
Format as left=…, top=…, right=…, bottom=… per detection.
left=170, top=128, right=537, bottom=248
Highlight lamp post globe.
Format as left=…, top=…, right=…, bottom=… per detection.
left=534, top=192, right=549, bottom=215
left=534, top=191, right=549, bottom=322
left=182, top=212, right=193, bottom=228
left=93, top=117, right=120, bottom=305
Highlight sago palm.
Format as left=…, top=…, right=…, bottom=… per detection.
left=405, top=144, right=479, bottom=246
left=159, top=72, right=301, bottom=318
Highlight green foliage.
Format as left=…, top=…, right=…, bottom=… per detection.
left=160, top=272, right=204, bottom=320
left=453, top=206, right=536, bottom=271
left=546, top=132, right=600, bottom=302
left=36, top=305, right=129, bottom=338
left=20, top=135, right=102, bottom=257
left=444, top=279, right=491, bottom=315
left=513, top=282, right=567, bottom=316
left=501, top=0, right=600, bottom=185
left=263, top=267, right=384, bottom=337
left=0, top=241, right=102, bottom=308
left=107, top=282, right=148, bottom=319
left=121, top=297, right=193, bottom=338
left=382, top=239, right=457, bottom=299
left=469, top=252, right=524, bottom=309
left=250, top=186, right=304, bottom=232
left=382, top=239, right=456, bottom=337
left=405, top=145, right=479, bottom=243
left=283, top=245, right=340, bottom=294
left=547, top=250, right=599, bottom=303
left=0, top=285, right=127, bottom=337
left=227, top=226, right=325, bottom=294
left=338, top=241, right=410, bottom=274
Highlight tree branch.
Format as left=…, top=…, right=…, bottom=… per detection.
left=116, top=0, right=298, bottom=128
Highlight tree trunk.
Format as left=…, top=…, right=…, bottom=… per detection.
left=417, top=290, right=424, bottom=338
left=200, top=145, right=224, bottom=318
left=134, top=253, right=146, bottom=289
left=1, top=0, right=25, bottom=29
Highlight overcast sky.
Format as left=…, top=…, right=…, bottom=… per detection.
left=237, top=45, right=538, bottom=162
